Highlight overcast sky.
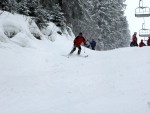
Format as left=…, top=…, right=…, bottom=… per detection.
left=125, top=0, right=150, bottom=39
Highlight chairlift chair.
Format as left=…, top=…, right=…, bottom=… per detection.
left=135, top=0, right=150, bottom=17
left=139, top=28, right=150, bottom=37
left=135, top=7, right=150, bottom=17
left=139, top=23, right=150, bottom=37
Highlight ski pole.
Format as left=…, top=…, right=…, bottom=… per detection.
left=84, top=45, right=85, bottom=53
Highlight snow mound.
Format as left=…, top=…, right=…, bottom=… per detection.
left=10, top=32, right=33, bottom=47
left=0, top=12, right=36, bottom=45
left=0, top=11, right=74, bottom=48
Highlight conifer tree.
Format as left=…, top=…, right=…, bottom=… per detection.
left=50, top=4, right=65, bottom=27
left=0, top=0, right=18, bottom=13
left=17, top=0, right=30, bottom=15
left=24, top=0, right=49, bottom=29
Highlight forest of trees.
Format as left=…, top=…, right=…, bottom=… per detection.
left=0, top=0, right=130, bottom=50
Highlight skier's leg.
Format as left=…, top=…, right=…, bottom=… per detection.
left=70, top=46, right=76, bottom=54
left=77, top=46, right=81, bottom=55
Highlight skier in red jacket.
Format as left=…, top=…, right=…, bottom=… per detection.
left=132, top=32, right=137, bottom=42
left=130, top=32, right=138, bottom=47
left=147, top=37, right=150, bottom=46
left=69, top=32, right=86, bottom=55
left=139, top=39, right=146, bottom=47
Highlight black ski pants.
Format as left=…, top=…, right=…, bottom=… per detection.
left=70, top=45, right=81, bottom=55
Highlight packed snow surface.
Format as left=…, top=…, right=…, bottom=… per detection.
left=1, top=41, right=150, bottom=113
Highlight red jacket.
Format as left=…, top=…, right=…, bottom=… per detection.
left=132, top=34, right=137, bottom=42
left=147, top=38, right=150, bottom=45
left=139, top=41, right=146, bottom=47
left=74, top=36, right=86, bottom=46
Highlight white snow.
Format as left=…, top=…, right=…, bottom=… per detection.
left=0, top=11, right=150, bottom=113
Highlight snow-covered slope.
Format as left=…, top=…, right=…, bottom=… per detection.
left=1, top=42, right=150, bottom=113
left=0, top=11, right=150, bottom=113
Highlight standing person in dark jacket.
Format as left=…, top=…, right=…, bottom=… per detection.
left=90, top=39, right=96, bottom=50
left=69, top=32, right=86, bottom=55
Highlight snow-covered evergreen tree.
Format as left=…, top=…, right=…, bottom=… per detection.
left=0, top=0, right=18, bottom=13
left=90, top=0, right=130, bottom=50
left=0, top=0, right=130, bottom=50
left=17, top=0, right=30, bottom=16
left=50, top=4, right=66, bottom=27
left=24, top=0, right=49, bottom=29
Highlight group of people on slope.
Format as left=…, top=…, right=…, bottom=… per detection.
left=70, top=31, right=150, bottom=56
left=85, top=39, right=97, bottom=50
left=130, top=32, right=150, bottom=47
left=69, top=32, right=96, bottom=55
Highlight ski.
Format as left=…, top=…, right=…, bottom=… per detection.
left=62, top=54, right=88, bottom=58
left=79, top=55, right=88, bottom=58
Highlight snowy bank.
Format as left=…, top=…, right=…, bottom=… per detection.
left=0, top=11, right=73, bottom=48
